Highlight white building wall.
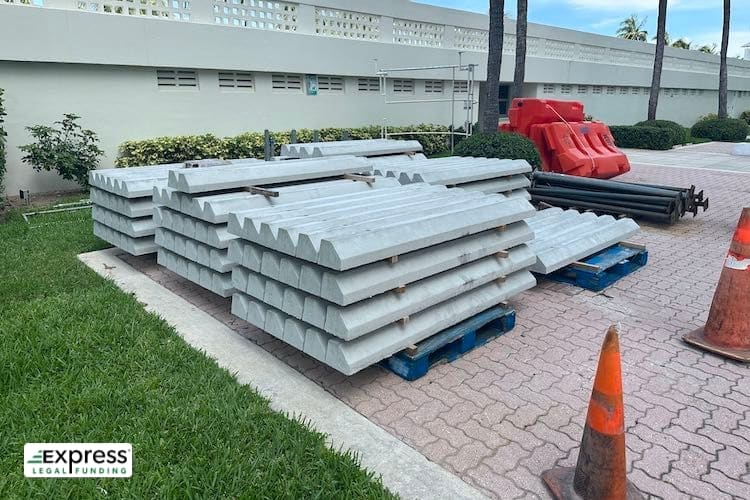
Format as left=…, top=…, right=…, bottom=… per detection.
left=0, top=62, right=472, bottom=193
left=2, top=0, right=750, bottom=195
left=530, top=84, right=750, bottom=125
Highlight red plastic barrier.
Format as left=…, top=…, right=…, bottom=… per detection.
left=505, top=98, right=585, bottom=136
left=500, top=98, right=630, bottom=179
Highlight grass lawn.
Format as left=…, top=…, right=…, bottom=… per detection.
left=0, top=208, right=395, bottom=499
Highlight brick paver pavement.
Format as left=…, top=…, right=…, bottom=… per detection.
left=123, top=159, right=750, bottom=499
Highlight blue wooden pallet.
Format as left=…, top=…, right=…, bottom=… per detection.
left=383, top=305, right=516, bottom=381
left=543, top=243, right=648, bottom=292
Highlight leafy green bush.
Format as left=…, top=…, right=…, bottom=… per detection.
left=610, top=126, right=673, bottom=150
left=634, top=119, right=689, bottom=145
left=0, top=89, right=6, bottom=194
left=453, top=132, right=541, bottom=168
left=690, top=118, right=749, bottom=142
left=697, top=113, right=719, bottom=123
left=116, top=124, right=451, bottom=167
left=20, top=113, right=104, bottom=188
left=738, top=110, right=750, bottom=126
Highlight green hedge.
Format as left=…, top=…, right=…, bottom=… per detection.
left=739, top=110, right=750, bottom=126
left=0, top=89, right=6, bottom=194
left=453, top=132, right=541, bottom=168
left=610, top=126, right=673, bottom=150
left=691, top=118, right=749, bottom=142
left=634, top=119, right=689, bottom=145
left=116, top=124, right=450, bottom=167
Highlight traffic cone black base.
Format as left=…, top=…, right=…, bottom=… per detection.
left=542, top=467, right=644, bottom=500
left=684, top=327, right=750, bottom=362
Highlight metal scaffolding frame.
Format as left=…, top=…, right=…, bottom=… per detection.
left=376, top=53, right=478, bottom=153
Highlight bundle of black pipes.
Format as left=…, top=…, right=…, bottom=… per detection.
left=530, top=172, right=708, bottom=224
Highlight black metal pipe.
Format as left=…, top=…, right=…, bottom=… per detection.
left=528, top=186, right=678, bottom=206
left=530, top=195, right=677, bottom=223
left=529, top=191, right=674, bottom=213
left=532, top=172, right=685, bottom=198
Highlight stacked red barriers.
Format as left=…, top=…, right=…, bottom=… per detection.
left=500, top=98, right=630, bottom=179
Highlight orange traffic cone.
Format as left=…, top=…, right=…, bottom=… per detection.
left=542, top=326, right=644, bottom=499
left=684, top=207, right=750, bottom=362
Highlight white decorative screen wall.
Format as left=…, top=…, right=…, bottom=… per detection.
left=78, top=0, right=191, bottom=21
left=213, top=0, right=297, bottom=31
left=314, top=7, right=379, bottom=41
left=393, top=19, right=444, bottom=47
left=453, top=27, right=488, bottom=51
left=4, top=0, right=43, bottom=6
left=543, top=40, right=575, bottom=60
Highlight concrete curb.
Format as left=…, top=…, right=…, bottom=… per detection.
left=78, top=248, right=486, bottom=500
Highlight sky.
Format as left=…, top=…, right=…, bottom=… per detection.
left=417, top=0, right=750, bottom=58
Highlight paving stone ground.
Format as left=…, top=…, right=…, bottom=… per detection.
left=123, top=146, right=750, bottom=499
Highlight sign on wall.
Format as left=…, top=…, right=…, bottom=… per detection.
left=306, top=74, right=318, bottom=96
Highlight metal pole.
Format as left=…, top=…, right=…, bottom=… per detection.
left=263, top=129, right=271, bottom=161
left=290, top=129, right=297, bottom=144
left=451, top=66, right=456, bottom=154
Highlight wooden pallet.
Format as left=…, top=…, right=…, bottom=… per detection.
left=542, top=242, right=648, bottom=292
left=382, top=305, right=516, bottom=381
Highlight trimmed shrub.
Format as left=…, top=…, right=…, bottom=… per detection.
left=697, top=113, right=719, bottom=123
left=20, top=113, right=104, bottom=188
left=0, top=89, right=6, bottom=194
left=634, top=119, right=689, bottom=145
left=739, top=110, right=750, bottom=126
left=610, top=126, right=673, bottom=150
left=453, top=132, right=541, bottom=168
left=116, top=124, right=451, bottom=167
left=691, top=118, right=749, bottom=142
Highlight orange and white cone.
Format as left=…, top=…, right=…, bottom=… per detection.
left=684, top=207, right=750, bottom=362
left=542, top=326, right=644, bottom=500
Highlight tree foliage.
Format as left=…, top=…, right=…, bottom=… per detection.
left=671, top=38, right=692, bottom=50
left=616, top=15, right=648, bottom=41
left=19, top=113, right=104, bottom=188
left=115, top=124, right=453, bottom=167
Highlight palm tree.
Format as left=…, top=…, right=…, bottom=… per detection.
left=511, top=0, right=528, bottom=102
left=652, top=31, right=672, bottom=45
left=698, top=43, right=718, bottom=54
left=482, top=0, right=505, bottom=132
left=719, top=0, right=730, bottom=118
left=616, top=15, right=648, bottom=41
left=671, top=38, right=692, bottom=50
left=648, top=0, right=668, bottom=121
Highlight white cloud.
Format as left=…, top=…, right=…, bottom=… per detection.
left=563, top=0, right=713, bottom=11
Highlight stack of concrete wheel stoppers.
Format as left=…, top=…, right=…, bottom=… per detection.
left=91, top=139, right=642, bottom=374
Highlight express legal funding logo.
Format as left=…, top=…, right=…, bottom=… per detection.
left=24, top=443, right=132, bottom=478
